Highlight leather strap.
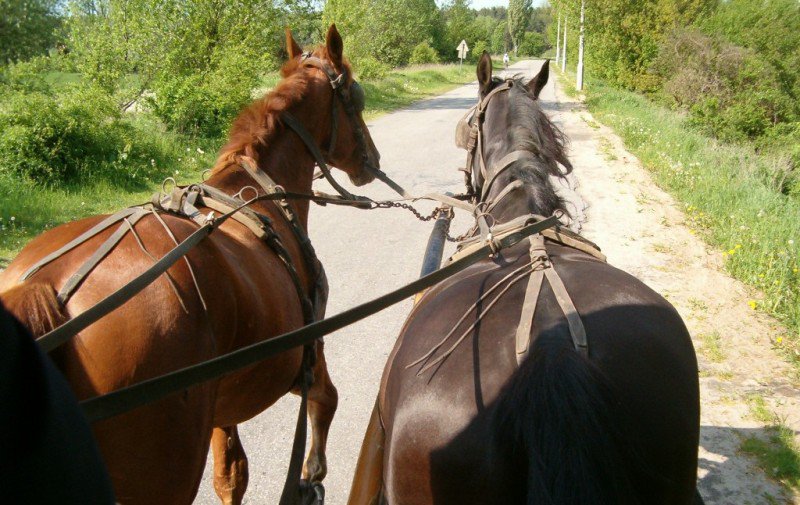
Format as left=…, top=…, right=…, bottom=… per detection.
left=544, top=265, right=588, bottom=356
left=78, top=217, right=559, bottom=422
left=20, top=208, right=140, bottom=281
left=515, top=235, right=548, bottom=364
left=57, top=209, right=149, bottom=305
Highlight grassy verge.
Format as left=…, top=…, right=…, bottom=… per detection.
left=0, top=63, right=475, bottom=264
left=359, top=64, right=473, bottom=119
left=555, top=69, right=799, bottom=372
left=742, top=394, right=800, bottom=493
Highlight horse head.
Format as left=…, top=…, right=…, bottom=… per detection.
left=284, top=25, right=380, bottom=186
left=465, top=53, right=572, bottom=221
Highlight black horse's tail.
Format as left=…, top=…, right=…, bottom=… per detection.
left=499, top=339, right=642, bottom=505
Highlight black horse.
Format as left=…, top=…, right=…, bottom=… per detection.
left=349, top=54, right=701, bottom=504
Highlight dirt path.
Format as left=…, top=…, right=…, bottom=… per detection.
left=544, top=63, right=800, bottom=504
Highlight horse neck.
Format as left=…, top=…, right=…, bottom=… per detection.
left=483, top=162, right=563, bottom=224
left=206, top=131, right=317, bottom=229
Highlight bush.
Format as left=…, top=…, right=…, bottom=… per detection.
left=0, top=84, right=166, bottom=185
left=409, top=42, right=440, bottom=65
left=470, top=41, right=489, bottom=63
left=655, top=29, right=794, bottom=142
left=148, top=49, right=261, bottom=137
left=352, top=56, right=391, bottom=81
left=518, top=31, right=547, bottom=57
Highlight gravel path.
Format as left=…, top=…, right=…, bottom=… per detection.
left=194, top=60, right=799, bottom=504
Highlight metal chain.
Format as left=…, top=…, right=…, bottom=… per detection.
left=372, top=201, right=440, bottom=222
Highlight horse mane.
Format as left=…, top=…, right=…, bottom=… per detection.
left=495, top=76, right=573, bottom=216
left=211, top=47, right=352, bottom=174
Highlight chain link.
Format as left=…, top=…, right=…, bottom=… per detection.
left=371, top=199, right=475, bottom=243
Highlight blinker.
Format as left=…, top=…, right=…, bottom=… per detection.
left=455, top=105, right=477, bottom=150
left=350, top=81, right=365, bottom=113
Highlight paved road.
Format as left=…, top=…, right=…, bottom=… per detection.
left=195, top=60, right=549, bottom=504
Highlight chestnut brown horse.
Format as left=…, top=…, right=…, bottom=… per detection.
left=0, top=26, right=379, bottom=505
left=348, top=55, right=700, bottom=504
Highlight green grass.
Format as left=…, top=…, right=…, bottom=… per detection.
left=562, top=71, right=800, bottom=373
left=0, top=63, right=475, bottom=265
left=741, top=394, right=800, bottom=492
left=699, top=331, right=726, bottom=363
left=359, top=64, right=473, bottom=119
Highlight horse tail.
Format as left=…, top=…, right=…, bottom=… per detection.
left=0, top=282, right=69, bottom=337
left=501, top=339, right=641, bottom=505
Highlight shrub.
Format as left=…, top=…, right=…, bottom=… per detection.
left=148, top=48, right=261, bottom=137
left=470, top=41, right=489, bottom=63
left=409, top=42, right=440, bottom=65
left=518, top=31, right=547, bottom=57
left=0, top=84, right=166, bottom=185
left=352, top=56, right=391, bottom=81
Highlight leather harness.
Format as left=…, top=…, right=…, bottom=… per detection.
left=411, top=78, right=605, bottom=373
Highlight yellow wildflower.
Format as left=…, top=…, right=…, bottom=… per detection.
left=777, top=337, right=784, bottom=344
left=748, top=300, right=757, bottom=309
left=735, top=244, right=742, bottom=249
left=728, top=249, right=736, bottom=255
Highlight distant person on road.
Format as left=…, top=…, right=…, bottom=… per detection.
left=503, top=52, right=509, bottom=69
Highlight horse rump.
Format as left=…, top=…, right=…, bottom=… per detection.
left=497, top=337, right=646, bottom=505
left=0, top=282, right=69, bottom=338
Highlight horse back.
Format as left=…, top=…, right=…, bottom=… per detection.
left=380, top=240, right=699, bottom=504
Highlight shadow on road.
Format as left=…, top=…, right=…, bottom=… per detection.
left=698, top=424, right=792, bottom=504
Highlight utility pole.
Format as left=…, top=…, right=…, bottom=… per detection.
left=561, top=15, right=567, bottom=72
left=577, top=0, right=585, bottom=90
left=555, top=13, right=561, bottom=65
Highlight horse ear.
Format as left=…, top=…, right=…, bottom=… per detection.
left=326, top=24, right=344, bottom=67
left=527, top=59, right=549, bottom=98
left=285, top=27, right=302, bottom=60
left=477, top=51, right=493, bottom=95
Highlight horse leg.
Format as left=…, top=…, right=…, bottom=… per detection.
left=302, top=340, right=338, bottom=482
left=211, top=425, right=249, bottom=505
left=347, top=398, right=385, bottom=505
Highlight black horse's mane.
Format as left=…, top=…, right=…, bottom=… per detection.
left=488, top=75, right=573, bottom=216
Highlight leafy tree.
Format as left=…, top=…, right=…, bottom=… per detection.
left=323, top=0, right=439, bottom=66
left=491, top=21, right=511, bottom=54
left=442, top=0, right=476, bottom=60
left=508, top=0, right=531, bottom=55
left=0, top=0, right=62, bottom=64
left=518, top=31, right=546, bottom=57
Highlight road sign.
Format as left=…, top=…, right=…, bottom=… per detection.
left=457, top=40, right=469, bottom=64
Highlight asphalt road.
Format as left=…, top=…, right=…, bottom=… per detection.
left=194, top=60, right=549, bottom=504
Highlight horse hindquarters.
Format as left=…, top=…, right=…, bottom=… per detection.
left=506, top=334, right=694, bottom=505
left=502, top=339, right=643, bottom=505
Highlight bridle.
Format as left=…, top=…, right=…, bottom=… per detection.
left=456, top=79, right=537, bottom=207
left=280, top=52, right=372, bottom=201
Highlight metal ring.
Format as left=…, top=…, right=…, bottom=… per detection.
left=162, top=177, right=177, bottom=194
left=272, top=184, right=286, bottom=196
left=235, top=185, right=259, bottom=202
left=201, top=169, right=211, bottom=181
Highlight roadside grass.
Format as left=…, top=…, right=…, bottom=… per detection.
left=742, top=394, right=800, bottom=492
left=359, top=64, right=473, bottom=119
left=699, top=331, right=726, bottom=363
left=0, top=63, right=475, bottom=264
left=559, top=72, right=799, bottom=373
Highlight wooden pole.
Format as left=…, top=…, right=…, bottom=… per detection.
left=561, top=15, right=567, bottom=72
left=555, top=13, right=561, bottom=64
left=577, top=0, right=585, bottom=90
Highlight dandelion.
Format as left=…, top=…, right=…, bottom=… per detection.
left=777, top=337, right=783, bottom=344
left=10, top=216, right=15, bottom=221
left=728, top=249, right=735, bottom=255
left=735, top=244, right=742, bottom=249
left=794, top=268, right=798, bottom=273
left=748, top=300, right=757, bottom=309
